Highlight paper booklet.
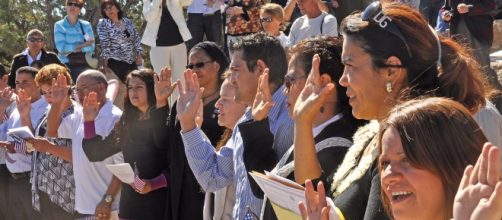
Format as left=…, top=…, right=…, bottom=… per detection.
left=106, top=163, right=135, bottom=184
left=249, top=171, right=343, bottom=220
left=7, top=126, right=35, bottom=152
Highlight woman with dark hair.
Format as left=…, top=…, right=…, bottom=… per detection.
left=97, top=0, right=143, bottom=83
left=378, top=97, right=484, bottom=220
left=296, top=2, right=493, bottom=220
left=81, top=68, right=175, bottom=219
left=255, top=36, right=366, bottom=220
left=166, top=41, right=227, bottom=220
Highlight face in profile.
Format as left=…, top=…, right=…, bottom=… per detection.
left=215, top=79, right=246, bottom=129
left=127, top=76, right=149, bottom=110
left=229, top=50, right=260, bottom=105
left=379, top=127, right=446, bottom=220
left=339, top=37, right=390, bottom=120
left=284, top=55, right=307, bottom=117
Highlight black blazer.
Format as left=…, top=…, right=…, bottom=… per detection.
left=445, top=0, right=496, bottom=46
left=9, top=49, right=63, bottom=88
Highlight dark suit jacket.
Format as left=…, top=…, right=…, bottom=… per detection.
left=445, top=0, right=496, bottom=46
left=9, top=49, right=63, bottom=88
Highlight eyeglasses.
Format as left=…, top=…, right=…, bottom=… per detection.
left=67, top=2, right=83, bottom=8
left=361, top=1, right=413, bottom=58
left=186, top=60, right=213, bottom=69
left=260, top=17, right=273, bottom=23
left=284, top=74, right=306, bottom=90
left=27, top=37, right=44, bottom=43
left=104, top=5, right=115, bottom=11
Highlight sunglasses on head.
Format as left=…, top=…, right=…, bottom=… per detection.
left=186, top=60, right=213, bottom=69
left=28, top=37, right=44, bottom=43
left=361, top=1, right=413, bottom=58
left=260, top=17, right=273, bottom=23
left=67, top=2, right=83, bottom=8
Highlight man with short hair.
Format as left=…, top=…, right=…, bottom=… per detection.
left=179, top=33, right=293, bottom=219
left=9, top=29, right=63, bottom=88
left=49, top=70, right=123, bottom=218
left=0, top=66, right=48, bottom=219
left=287, top=0, right=338, bottom=46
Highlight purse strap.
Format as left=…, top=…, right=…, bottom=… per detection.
left=78, top=20, right=86, bottom=39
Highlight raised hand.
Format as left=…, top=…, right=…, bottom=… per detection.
left=251, top=69, right=274, bottom=121
left=453, top=143, right=502, bottom=220
left=176, top=69, right=204, bottom=132
left=195, top=99, right=204, bottom=128
left=299, top=180, right=330, bottom=220
left=0, top=87, right=14, bottom=111
left=154, top=67, right=176, bottom=107
left=293, top=54, right=334, bottom=124
left=16, top=89, right=32, bottom=118
left=51, top=74, right=70, bottom=106
left=83, top=92, right=100, bottom=122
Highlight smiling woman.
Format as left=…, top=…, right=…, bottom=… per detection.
left=378, top=97, right=486, bottom=220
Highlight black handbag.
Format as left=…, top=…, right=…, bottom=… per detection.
left=67, top=20, right=89, bottom=67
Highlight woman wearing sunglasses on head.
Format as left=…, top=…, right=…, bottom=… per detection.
left=97, top=0, right=143, bottom=84
left=295, top=1, right=494, bottom=220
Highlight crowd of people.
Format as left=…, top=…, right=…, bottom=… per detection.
left=0, top=0, right=502, bottom=219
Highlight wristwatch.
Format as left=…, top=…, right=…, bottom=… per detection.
left=104, top=194, right=113, bottom=203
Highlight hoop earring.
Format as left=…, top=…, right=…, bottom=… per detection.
left=386, top=81, right=392, bottom=93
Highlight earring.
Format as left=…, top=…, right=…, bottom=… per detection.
left=320, top=106, right=325, bottom=113
left=386, top=81, right=392, bottom=93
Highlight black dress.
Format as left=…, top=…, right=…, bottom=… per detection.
left=83, top=106, right=170, bottom=220
left=166, top=98, right=225, bottom=220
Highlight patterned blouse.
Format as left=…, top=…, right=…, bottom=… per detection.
left=31, top=105, right=76, bottom=214
left=97, top=17, right=143, bottom=64
left=226, top=0, right=263, bottom=36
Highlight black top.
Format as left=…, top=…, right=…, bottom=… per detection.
left=259, top=116, right=359, bottom=220
left=156, top=6, right=184, bottom=46
left=82, top=106, right=170, bottom=219
left=166, top=98, right=224, bottom=220
left=445, top=0, right=495, bottom=46
left=9, top=49, right=63, bottom=88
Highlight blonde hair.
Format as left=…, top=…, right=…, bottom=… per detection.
left=260, top=3, right=285, bottom=30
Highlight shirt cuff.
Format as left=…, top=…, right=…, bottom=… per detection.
left=150, top=173, right=168, bottom=190
left=84, top=121, right=96, bottom=139
left=180, top=127, right=205, bottom=151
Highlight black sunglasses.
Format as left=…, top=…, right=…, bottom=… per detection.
left=67, top=2, right=83, bottom=8
left=361, top=1, right=413, bottom=58
left=28, top=37, right=44, bottom=43
left=260, top=17, right=273, bottom=23
left=186, top=60, right=213, bottom=69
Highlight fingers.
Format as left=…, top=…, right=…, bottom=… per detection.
left=262, top=70, right=272, bottom=102
left=470, top=144, right=484, bottom=185
left=304, top=179, right=317, bottom=213
left=308, top=54, right=321, bottom=85
left=459, top=165, right=474, bottom=191
left=161, top=67, right=172, bottom=81
left=321, top=206, right=330, bottom=220
left=487, top=182, right=502, bottom=212
left=487, top=143, right=500, bottom=186
left=299, top=201, right=308, bottom=220
left=83, top=92, right=100, bottom=107
left=479, top=143, right=491, bottom=184
left=317, top=181, right=327, bottom=208
left=176, top=80, right=183, bottom=96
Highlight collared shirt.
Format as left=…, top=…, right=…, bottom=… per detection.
left=181, top=85, right=293, bottom=219
left=62, top=100, right=123, bottom=214
left=21, top=49, right=42, bottom=66
left=54, top=16, right=95, bottom=64
left=6, top=97, right=49, bottom=173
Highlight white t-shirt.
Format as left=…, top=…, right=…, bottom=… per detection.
left=277, top=32, right=289, bottom=48
left=287, top=12, right=338, bottom=47
left=62, top=100, right=123, bottom=214
left=6, top=97, right=49, bottom=173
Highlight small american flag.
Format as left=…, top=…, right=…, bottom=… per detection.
left=11, top=135, right=27, bottom=154
left=2, top=112, right=8, bottom=121
left=133, top=175, right=146, bottom=192
left=243, top=206, right=259, bottom=220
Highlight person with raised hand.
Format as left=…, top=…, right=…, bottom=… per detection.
left=26, top=64, right=79, bottom=219
left=82, top=68, right=173, bottom=219
left=454, top=143, right=502, bottom=220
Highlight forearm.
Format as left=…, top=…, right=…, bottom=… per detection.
left=318, top=1, right=329, bottom=13
left=106, top=176, right=122, bottom=198
left=284, top=0, right=297, bottom=21
left=294, top=121, right=322, bottom=184
left=20, top=116, right=34, bottom=133
left=46, top=103, right=64, bottom=137
left=181, top=128, right=234, bottom=191
left=46, top=145, right=72, bottom=162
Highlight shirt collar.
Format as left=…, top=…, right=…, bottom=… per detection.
left=95, top=99, right=113, bottom=120
left=22, top=49, right=42, bottom=62
left=312, top=113, right=343, bottom=137
left=268, top=85, right=287, bottom=122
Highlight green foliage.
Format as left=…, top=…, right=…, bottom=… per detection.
left=0, top=0, right=148, bottom=70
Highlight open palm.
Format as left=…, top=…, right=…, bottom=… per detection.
left=83, top=92, right=100, bottom=122
left=176, top=69, right=203, bottom=131
left=293, top=54, right=334, bottom=123
left=51, top=74, right=70, bottom=105
left=155, top=67, right=176, bottom=102
left=16, top=89, right=31, bottom=118
left=251, top=69, right=274, bottom=121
